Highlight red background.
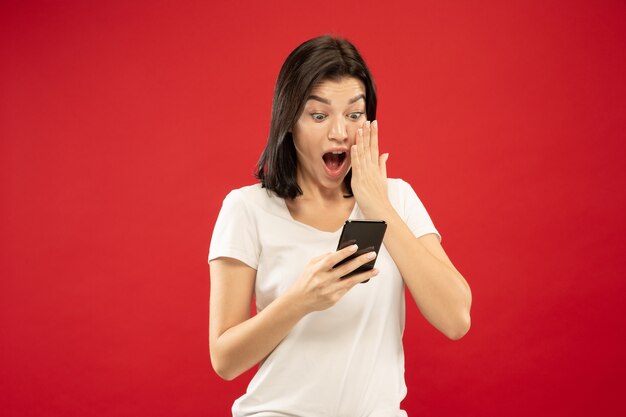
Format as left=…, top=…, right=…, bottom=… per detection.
left=1, top=1, right=625, bottom=416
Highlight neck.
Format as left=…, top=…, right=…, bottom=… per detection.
left=295, top=169, right=348, bottom=202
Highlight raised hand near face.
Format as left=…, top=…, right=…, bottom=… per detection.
left=350, top=120, right=392, bottom=219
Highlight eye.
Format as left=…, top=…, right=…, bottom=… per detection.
left=310, top=113, right=327, bottom=122
left=348, top=112, right=364, bottom=121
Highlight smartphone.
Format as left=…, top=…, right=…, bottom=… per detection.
left=334, top=220, right=387, bottom=282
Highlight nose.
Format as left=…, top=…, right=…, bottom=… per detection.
left=328, top=116, right=348, bottom=143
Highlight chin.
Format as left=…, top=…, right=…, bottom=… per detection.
left=320, top=172, right=348, bottom=190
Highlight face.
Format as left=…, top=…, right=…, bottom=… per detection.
left=291, top=77, right=367, bottom=192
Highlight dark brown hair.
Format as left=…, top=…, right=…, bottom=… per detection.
left=256, top=35, right=377, bottom=199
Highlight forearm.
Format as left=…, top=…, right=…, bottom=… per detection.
left=379, top=206, right=471, bottom=339
left=211, top=292, right=306, bottom=380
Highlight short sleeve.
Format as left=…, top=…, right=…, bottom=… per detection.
left=399, top=179, right=442, bottom=242
left=208, top=189, right=260, bottom=269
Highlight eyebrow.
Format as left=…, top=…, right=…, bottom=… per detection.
left=306, top=94, right=365, bottom=105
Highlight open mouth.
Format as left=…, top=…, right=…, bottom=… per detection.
left=322, top=151, right=348, bottom=176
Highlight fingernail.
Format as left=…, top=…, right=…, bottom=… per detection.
left=372, top=268, right=380, bottom=276
left=366, top=121, right=371, bottom=128
left=358, top=128, right=363, bottom=136
left=372, top=120, right=378, bottom=128
left=350, top=244, right=358, bottom=251
left=366, top=251, right=377, bottom=259
left=384, top=153, right=389, bottom=161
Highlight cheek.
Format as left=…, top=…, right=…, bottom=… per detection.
left=293, top=120, right=325, bottom=145
left=346, top=124, right=360, bottom=144
left=292, top=131, right=317, bottom=160
left=291, top=121, right=309, bottom=149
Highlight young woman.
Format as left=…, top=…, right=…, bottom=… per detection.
left=208, top=35, right=472, bottom=416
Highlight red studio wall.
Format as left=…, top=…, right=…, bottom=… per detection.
left=1, top=1, right=625, bottom=416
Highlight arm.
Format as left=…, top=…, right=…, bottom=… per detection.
left=209, top=258, right=307, bottom=380
left=209, top=246, right=380, bottom=380
left=377, top=209, right=471, bottom=340
left=351, top=120, right=472, bottom=340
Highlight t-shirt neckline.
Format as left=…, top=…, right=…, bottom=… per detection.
left=278, top=196, right=358, bottom=234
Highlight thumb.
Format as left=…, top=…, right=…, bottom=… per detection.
left=379, top=153, right=389, bottom=178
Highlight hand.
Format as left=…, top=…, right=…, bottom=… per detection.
left=350, top=120, right=392, bottom=218
left=285, top=244, right=380, bottom=314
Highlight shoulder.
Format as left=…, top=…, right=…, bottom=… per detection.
left=221, top=183, right=283, bottom=216
left=386, top=177, right=432, bottom=219
left=223, top=183, right=269, bottom=205
left=226, top=183, right=266, bottom=201
left=386, top=177, right=415, bottom=200
left=386, top=177, right=408, bottom=190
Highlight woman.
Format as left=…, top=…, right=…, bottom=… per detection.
left=208, top=35, right=472, bottom=416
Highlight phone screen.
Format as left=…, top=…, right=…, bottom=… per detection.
left=334, top=220, right=387, bottom=281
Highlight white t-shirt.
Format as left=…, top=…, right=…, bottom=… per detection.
left=208, top=178, right=440, bottom=417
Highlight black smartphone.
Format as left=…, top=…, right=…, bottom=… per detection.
left=334, top=220, right=387, bottom=282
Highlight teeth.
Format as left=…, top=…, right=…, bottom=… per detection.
left=332, top=151, right=344, bottom=154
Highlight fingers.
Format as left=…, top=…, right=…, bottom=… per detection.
left=354, top=128, right=364, bottom=172
left=344, top=268, right=380, bottom=286
left=361, top=121, right=371, bottom=160
left=331, top=249, right=377, bottom=279
left=370, top=120, right=379, bottom=164
left=354, top=120, right=381, bottom=169
left=350, top=142, right=360, bottom=176
left=321, top=244, right=358, bottom=269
